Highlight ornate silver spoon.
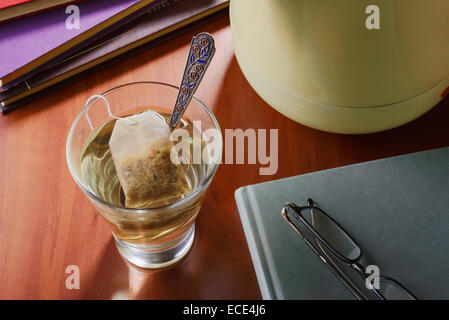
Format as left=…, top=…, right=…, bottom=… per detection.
left=168, top=32, right=216, bottom=128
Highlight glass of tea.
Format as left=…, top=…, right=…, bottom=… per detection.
left=66, top=81, right=222, bottom=269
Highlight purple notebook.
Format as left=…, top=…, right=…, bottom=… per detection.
left=0, top=0, right=160, bottom=89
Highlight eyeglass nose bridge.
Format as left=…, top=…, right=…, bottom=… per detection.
left=349, top=261, right=365, bottom=275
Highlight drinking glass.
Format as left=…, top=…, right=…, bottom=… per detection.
left=66, top=81, right=222, bottom=269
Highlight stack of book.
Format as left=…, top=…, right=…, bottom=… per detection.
left=0, top=0, right=229, bottom=113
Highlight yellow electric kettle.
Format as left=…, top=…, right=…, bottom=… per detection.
left=230, top=0, right=449, bottom=133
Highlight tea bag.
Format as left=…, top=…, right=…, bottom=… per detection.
left=109, top=111, right=191, bottom=208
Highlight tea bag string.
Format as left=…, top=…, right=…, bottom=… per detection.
left=84, top=94, right=136, bottom=131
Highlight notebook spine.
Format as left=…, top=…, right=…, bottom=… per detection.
left=235, top=186, right=276, bottom=300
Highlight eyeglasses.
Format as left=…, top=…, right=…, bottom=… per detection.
left=281, top=198, right=417, bottom=300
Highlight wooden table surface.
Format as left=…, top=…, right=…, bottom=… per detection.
left=1, top=16, right=449, bottom=300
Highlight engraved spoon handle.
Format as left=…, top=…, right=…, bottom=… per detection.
left=169, top=32, right=216, bottom=128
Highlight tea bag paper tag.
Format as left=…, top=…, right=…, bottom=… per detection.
left=109, top=111, right=171, bottom=164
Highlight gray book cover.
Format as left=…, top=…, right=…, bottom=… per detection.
left=235, top=147, right=449, bottom=299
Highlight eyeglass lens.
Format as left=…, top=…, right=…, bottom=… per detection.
left=379, top=278, right=416, bottom=300
left=301, top=207, right=361, bottom=261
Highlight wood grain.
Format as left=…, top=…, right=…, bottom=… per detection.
left=1, top=16, right=448, bottom=299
